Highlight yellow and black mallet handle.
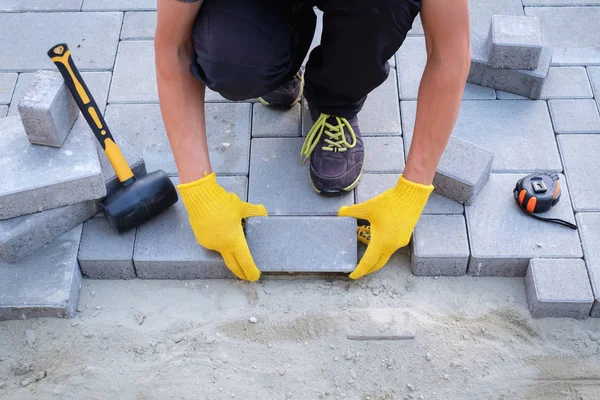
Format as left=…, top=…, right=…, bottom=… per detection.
left=47, top=43, right=134, bottom=185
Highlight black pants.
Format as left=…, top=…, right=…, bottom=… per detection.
left=191, top=0, right=421, bottom=119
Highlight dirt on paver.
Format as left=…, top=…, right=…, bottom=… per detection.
left=1, top=254, right=599, bottom=400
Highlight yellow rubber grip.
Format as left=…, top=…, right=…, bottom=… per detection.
left=104, top=138, right=134, bottom=182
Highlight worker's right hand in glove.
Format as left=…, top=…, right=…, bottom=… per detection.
left=177, top=173, right=267, bottom=281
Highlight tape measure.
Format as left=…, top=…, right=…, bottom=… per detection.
left=513, top=172, right=577, bottom=229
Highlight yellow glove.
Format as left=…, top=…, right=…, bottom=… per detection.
left=178, top=173, right=268, bottom=281
left=338, top=175, right=433, bottom=279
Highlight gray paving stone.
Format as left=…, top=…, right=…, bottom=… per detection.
left=0, top=0, right=82, bottom=11
left=78, top=217, right=135, bottom=279
left=0, top=201, right=97, bottom=264
left=558, top=135, right=600, bottom=212
left=82, top=0, right=155, bottom=10
left=105, top=103, right=251, bottom=176
left=18, top=71, right=79, bottom=148
left=525, top=7, right=600, bottom=66
left=401, top=100, right=562, bottom=173
left=0, top=12, right=122, bottom=72
left=411, top=215, right=469, bottom=276
left=109, top=41, right=157, bottom=103
left=576, top=213, right=600, bottom=317
left=466, top=173, right=582, bottom=277
left=468, top=0, right=525, bottom=39
left=248, top=138, right=353, bottom=216
left=134, top=176, right=247, bottom=279
left=497, top=67, right=594, bottom=100
left=549, top=99, right=600, bottom=134
left=0, top=106, right=7, bottom=118
left=363, top=136, right=405, bottom=174
left=0, top=225, right=83, bottom=321
left=487, top=15, right=542, bottom=70
left=246, top=217, right=356, bottom=273
left=407, top=14, right=423, bottom=36
left=252, top=103, right=301, bottom=138
left=0, top=116, right=106, bottom=219
left=524, top=0, right=600, bottom=4
left=359, top=72, right=402, bottom=136
left=588, top=67, right=600, bottom=112
left=525, top=258, right=594, bottom=319
left=96, top=138, right=147, bottom=197
left=355, top=174, right=463, bottom=215
left=121, top=11, right=156, bottom=40
left=0, top=73, right=17, bottom=104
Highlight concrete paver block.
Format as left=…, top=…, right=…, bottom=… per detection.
left=411, top=215, right=469, bottom=276
left=246, top=217, right=356, bottom=273
left=576, top=213, right=600, bottom=317
left=121, top=11, right=156, bottom=40
left=466, top=174, right=582, bottom=277
left=252, top=103, right=301, bottom=138
left=526, top=258, right=594, bottom=319
left=105, top=103, right=251, bottom=176
left=558, top=135, right=600, bottom=212
left=134, top=177, right=247, bottom=279
left=524, top=0, right=600, bottom=4
left=587, top=66, right=600, bottom=112
left=82, top=0, right=156, bottom=10
left=96, top=138, right=147, bottom=197
left=0, top=200, right=97, bottom=263
left=248, top=138, right=353, bottom=216
left=109, top=41, right=157, bottom=103
left=487, top=15, right=542, bottom=70
left=363, top=136, right=405, bottom=174
left=355, top=174, right=463, bottom=215
left=0, top=116, right=106, bottom=220
left=0, top=73, right=17, bottom=104
left=0, top=12, right=122, bottom=72
left=359, top=72, right=402, bottom=135
left=401, top=100, right=562, bottom=173
left=0, top=225, right=83, bottom=321
left=0, top=106, right=7, bottom=118
left=18, top=71, right=79, bottom=148
left=0, top=1, right=82, bottom=11
left=549, top=99, right=600, bottom=134
left=78, top=218, right=135, bottom=279
left=497, top=67, right=594, bottom=100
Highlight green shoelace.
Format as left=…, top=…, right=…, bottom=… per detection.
left=300, top=113, right=357, bottom=164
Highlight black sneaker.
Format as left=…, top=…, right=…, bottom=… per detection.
left=300, top=109, right=364, bottom=196
left=258, top=72, right=304, bottom=108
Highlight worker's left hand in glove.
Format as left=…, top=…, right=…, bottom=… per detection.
left=338, top=175, right=433, bottom=279
left=178, top=173, right=267, bottom=281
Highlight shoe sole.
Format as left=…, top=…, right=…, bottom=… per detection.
left=308, top=162, right=365, bottom=196
left=258, top=73, right=304, bottom=108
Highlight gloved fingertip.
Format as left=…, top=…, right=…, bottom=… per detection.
left=243, top=203, right=268, bottom=218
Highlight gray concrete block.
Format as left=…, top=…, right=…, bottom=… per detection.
left=246, top=217, right=356, bottom=273
left=525, top=7, right=600, bottom=66
left=401, top=100, right=562, bottom=173
left=487, top=15, right=542, bottom=70
left=0, top=1, right=82, bottom=11
left=497, top=67, right=594, bottom=100
left=252, top=103, right=301, bottom=138
left=466, top=174, right=582, bottom=277
left=526, top=258, right=594, bottom=319
left=524, top=0, right=600, bottom=4
left=0, top=116, right=106, bottom=220
left=588, top=67, right=600, bottom=113
left=96, top=138, right=147, bottom=197
left=82, top=0, right=155, bottom=10
left=0, top=106, right=7, bottom=118
left=78, top=218, right=136, bottom=279
left=411, top=215, right=469, bottom=276
left=549, top=99, right=600, bottom=134
left=0, top=73, right=17, bottom=104
left=109, top=41, right=157, bottom=103
left=576, top=213, right=600, bottom=317
left=0, top=225, right=83, bottom=321
left=363, top=136, right=405, bottom=174
left=558, top=135, right=600, bottom=212
left=0, top=12, right=122, bottom=72
left=121, top=11, right=156, bottom=40
left=0, top=200, right=97, bottom=263
left=248, top=138, right=354, bottom=216
left=359, top=72, right=402, bottom=136
left=355, top=174, right=463, bottom=215
left=134, top=176, right=247, bottom=279
left=105, top=103, right=251, bottom=176
left=18, top=71, right=79, bottom=148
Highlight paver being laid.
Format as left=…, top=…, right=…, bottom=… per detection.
left=96, top=138, right=147, bottom=197
left=0, top=225, right=83, bottom=321
left=558, top=135, right=600, bottom=212
left=466, top=174, right=582, bottom=277
left=0, top=116, right=106, bottom=220
left=248, top=138, right=354, bottom=216
left=401, top=100, right=562, bottom=173
left=497, top=67, right=593, bottom=100
left=0, top=73, right=17, bottom=104
left=363, top=136, right=405, bottom=174
left=134, top=177, right=247, bottom=279
left=0, top=0, right=83, bottom=12
left=525, top=258, right=594, bottom=319
left=576, top=213, right=600, bottom=317
left=0, top=200, right=97, bottom=264
left=0, top=12, right=122, bottom=72
left=120, top=11, right=156, bottom=40
left=18, top=71, right=79, bottom=148
left=411, top=215, right=469, bottom=276
left=359, top=72, right=401, bottom=136
left=487, top=15, right=542, bottom=70
left=246, top=217, right=356, bottom=273
left=549, top=99, right=600, bottom=134
left=78, top=218, right=136, bottom=279
left=252, top=103, right=301, bottom=138
left=109, top=41, right=157, bottom=103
